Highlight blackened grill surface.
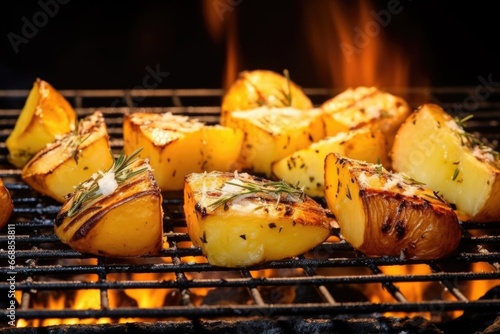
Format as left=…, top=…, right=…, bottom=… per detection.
left=1, top=87, right=500, bottom=332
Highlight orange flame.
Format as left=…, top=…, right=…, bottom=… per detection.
left=304, top=0, right=422, bottom=90
left=202, top=0, right=242, bottom=89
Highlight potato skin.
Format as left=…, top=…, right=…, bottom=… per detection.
left=0, top=179, right=14, bottom=230
left=354, top=187, right=462, bottom=259
left=324, top=153, right=462, bottom=260
left=6, top=78, right=77, bottom=168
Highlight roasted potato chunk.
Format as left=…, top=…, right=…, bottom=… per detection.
left=391, top=104, right=500, bottom=222
left=272, top=126, right=388, bottom=197
left=22, top=111, right=113, bottom=202
left=6, top=78, right=77, bottom=168
left=324, top=154, right=461, bottom=260
left=221, top=69, right=313, bottom=125
left=123, top=112, right=243, bottom=190
left=55, top=151, right=163, bottom=257
left=184, top=171, right=331, bottom=267
left=321, top=86, right=410, bottom=150
left=225, top=107, right=326, bottom=177
left=0, top=179, right=14, bottom=230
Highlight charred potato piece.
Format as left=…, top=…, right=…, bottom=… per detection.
left=272, top=126, right=388, bottom=197
left=391, top=104, right=500, bottom=222
left=55, top=151, right=163, bottom=257
left=321, top=86, right=410, bottom=150
left=221, top=69, right=313, bottom=125
left=184, top=171, right=331, bottom=267
left=123, top=112, right=243, bottom=190
left=6, top=78, right=77, bottom=168
left=0, top=179, right=14, bottom=229
left=324, top=153, right=461, bottom=260
left=22, top=111, right=113, bottom=203
left=225, top=107, right=325, bottom=177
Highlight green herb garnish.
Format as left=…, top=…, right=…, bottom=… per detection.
left=67, top=148, right=147, bottom=217
left=454, top=115, right=500, bottom=160
left=209, top=176, right=305, bottom=210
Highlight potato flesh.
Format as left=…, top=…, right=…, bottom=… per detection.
left=22, top=112, right=113, bottom=202
left=391, top=104, right=500, bottom=221
left=272, top=127, right=387, bottom=197
left=324, top=153, right=461, bottom=259
left=225, top=107, right=325, bottom=177
left=320, top=86, right=410, bottom=150
left=6, top=79, right=77, bottom=168
left=55, top=159, right=163, bottom=257
left=123, top=113, right=243, bottom=190
left=184, top=171, right=331, bottom=267
left=221, top=70, right=313, bottom=125
left=0, top=179, right=14, bottom=229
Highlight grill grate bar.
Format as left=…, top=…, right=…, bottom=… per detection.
left=241, top=269, right=266, bottom=306
left=430, top=263, right=469, bottom=302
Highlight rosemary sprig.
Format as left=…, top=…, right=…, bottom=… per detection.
left=402, top=175, right=426, bottom=186
left=67, top=148, right=147, bottom=217
left=454, top=115, right=500, bottom=160
left=208, top=177, right=305, bottom=210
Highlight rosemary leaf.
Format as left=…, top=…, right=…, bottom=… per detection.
left=208, top=176, right=305, bottom=210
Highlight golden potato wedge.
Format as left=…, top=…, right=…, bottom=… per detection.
left=391, top=104, right=500, bottom=222
left=324, top=153, right=461, bottom=260
left=320, top=86, right=410, bottom=150
left=123, top=112, right=243, bottom=190
left=6, top=78, right=77, bottom=168
left=272, top=126, right=388, bottom=197
left=225, top=107, right=326, bottom=177
left=221, top=69, right=313, bottom=125
left=55, top=151, right=163, bottom=257
left=22, top=111, right=113, bottom=203
left=184, top=171, right=331, bottom=267
left=0, top=179, right=14, bottom=230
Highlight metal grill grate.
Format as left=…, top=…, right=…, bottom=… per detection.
left=1, top=87, right=500, bottom=330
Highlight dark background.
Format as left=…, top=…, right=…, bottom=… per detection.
left=0, top=0, right=499, bottom=91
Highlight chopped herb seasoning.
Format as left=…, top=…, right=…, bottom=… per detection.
left=200, top=231, right=208, bottom=244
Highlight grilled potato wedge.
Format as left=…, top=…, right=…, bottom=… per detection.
left=391, top=104, right=500, bottom=222
left=221, top=69, right=313, bottom=125
left=225, top=107, right=325, bottom=177
left=55, top=151, right=163, bottom=257
left=0, top=179, right=14, bottom=229
left=321, top=86, right=410, bottom=150
left=184, top=171, right=331, bottom=267
left=123, top=112, right=243, bottom=190
left=324, top=153, right=461, bottom=260
left=6, top=78, right=77, bottom=168
left=22, top=111, right=113, bottom=203
left=272, top=126, right=388, bottom=197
